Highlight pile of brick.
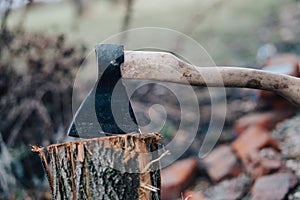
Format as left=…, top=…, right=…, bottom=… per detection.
left=161, top=54, right=300, bottom=200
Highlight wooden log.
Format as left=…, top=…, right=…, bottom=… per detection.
left=32, top=133, right=164, bottom=200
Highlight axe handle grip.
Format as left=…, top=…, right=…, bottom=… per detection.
left=121, top=51, right=300, bottom=105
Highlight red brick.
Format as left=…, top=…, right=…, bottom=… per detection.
left=251, top=172, right=297, bottom=200
left=264, top=54, right=299, bottom=76
left=231, top=126, right=280, bottom=161
left=234, top=110, right=293, bottom=136
left=257, top=54, right=299, bottom=108
left=203, top=175, right=250, bottom=200
left=258, top=94, right=296, bottom=110
left=245, top=148, right=282, bottom=180
left=203, top=145, right=240, bottom=182
left=161, top=157, right=200, bottom=200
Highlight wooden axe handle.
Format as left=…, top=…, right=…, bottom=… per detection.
left=121, top=51, right=300, bottom=105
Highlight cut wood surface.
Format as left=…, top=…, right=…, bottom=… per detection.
left=32, top=133, right=163, bottom=200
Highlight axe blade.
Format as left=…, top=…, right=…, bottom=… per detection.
left=68, top=44, right=139, bottom=138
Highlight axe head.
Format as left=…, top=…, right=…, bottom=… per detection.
left=68, top=44, right=139, bottom=138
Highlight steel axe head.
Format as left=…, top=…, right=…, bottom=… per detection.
left=68, top=44, right=139, bottom=138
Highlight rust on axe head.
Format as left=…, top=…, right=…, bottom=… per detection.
left=68, top=44, right=139, bottom=138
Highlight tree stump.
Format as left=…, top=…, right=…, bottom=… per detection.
left=32, top=133, right=163, bottom=200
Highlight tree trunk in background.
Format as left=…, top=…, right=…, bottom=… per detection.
left=32, top=133, right=162, bottom=200
left=120, top=0, right=135, bottom=43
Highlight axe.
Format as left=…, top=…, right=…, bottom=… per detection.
left=68, top=44, right=300, bottom=138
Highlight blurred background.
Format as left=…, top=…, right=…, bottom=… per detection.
left=0, top=0, right=300, bottom=199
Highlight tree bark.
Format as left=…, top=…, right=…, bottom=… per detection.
left=32, top=133, right=163, bottom=200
